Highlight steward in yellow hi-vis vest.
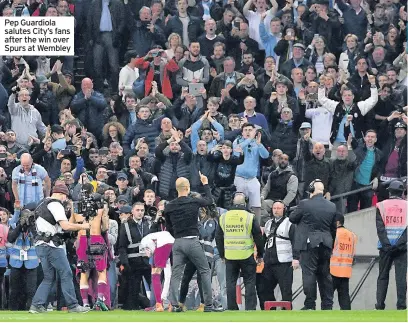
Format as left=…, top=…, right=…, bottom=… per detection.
left=215, top=193, right=264, bottom=311
left=330, top=213, right=357, bottom=310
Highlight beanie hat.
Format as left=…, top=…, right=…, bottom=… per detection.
left=52, top=184, right=69, bottom=196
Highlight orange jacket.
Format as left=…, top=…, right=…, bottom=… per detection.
left=330, top=227, right=357, bottom=278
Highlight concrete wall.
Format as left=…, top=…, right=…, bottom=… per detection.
left=344, top=207, right=379, bottom=257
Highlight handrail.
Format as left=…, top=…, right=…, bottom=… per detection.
left=330, top=186, right=373, bottom=201
left=350, top=257, right=377, bottom=303
left=289, top=186, right=373, bottom=211
left=292, top=285, right=303, bottom=301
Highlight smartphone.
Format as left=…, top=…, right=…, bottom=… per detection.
left=60, top=149, right=71, bottom=156
left=151, top=52, right=158, bottom=57
left=314, top=34, right=319, bottom=38
left=234, top=21, right=240, bottom=29
left=189, top=83, right=204, bottom=97
left=98, top=149, right=109, bottom=156
left=75, top=127, right=82, bottom=135
left=0, top=153, right=7, bottom=158
left=67, top=145, right=76, bottom=150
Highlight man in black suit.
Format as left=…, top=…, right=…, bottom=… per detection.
left=289, top=179, right=337, bottom=310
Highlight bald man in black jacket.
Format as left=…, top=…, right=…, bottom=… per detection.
left=289, top=179, right=337, bottom=310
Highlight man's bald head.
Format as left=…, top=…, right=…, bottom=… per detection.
left=81, top=78, right=93, bottom=92
left=20, top=153, right=33, bottom=172
left=176, top=177, right=190, bottom=196
left=233, top=192, right=246, bottom=206
left=310, top=179, right=324, bottom=196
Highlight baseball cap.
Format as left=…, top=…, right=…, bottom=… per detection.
left=387, top=180, right=405, bottom=192
left=394, top=122, right=407, bottom=129
left=293, top=43, right=305, bottom=50
left=117, top=195, right=129, bottom=203
left=117, top=172, right=128, bottom=180
left=118, top=205, right=132, bottom=214
left=300, top=122, right=312, bottom=129
left=36, top=74, right=49, bottom=84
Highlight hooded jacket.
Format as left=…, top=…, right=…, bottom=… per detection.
left=8, top=93, right=47, bottom=146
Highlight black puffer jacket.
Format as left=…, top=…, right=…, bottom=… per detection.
left=165, top=14, right=203, bottom=44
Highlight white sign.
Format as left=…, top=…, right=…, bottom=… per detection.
left=0, top=17, right=75, bottom=56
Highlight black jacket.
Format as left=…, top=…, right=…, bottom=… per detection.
left=87, top=0, right=125, bottom=46
left=118, top=218, right=150, bottom=269
left=165, top=14, right=203, bottom=44
left=351, top=138, right=383, bottom=182
left=164, top=184, right=213, bottom=239
left=131, top=21, right=166, bottom=57
left=289, top=194, right=337, bottom=251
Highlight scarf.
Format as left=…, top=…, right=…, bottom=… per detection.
left=18, top=165, right=40, bottom=205
left=202, top=0, right=213, bottom=21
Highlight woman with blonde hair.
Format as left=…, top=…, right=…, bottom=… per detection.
left=165, top=33, right=182, bottom=60
left=338, top=34, right=360, bottom=75
left=102, top=121, right=126, bottom=148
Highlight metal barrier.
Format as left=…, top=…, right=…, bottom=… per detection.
left=350, top=257, right=377, bottom=303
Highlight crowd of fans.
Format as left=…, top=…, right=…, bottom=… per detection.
left=0, top=0, right=406, bottom=311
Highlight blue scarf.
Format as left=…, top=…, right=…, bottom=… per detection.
left=18, top=165, right=41, bottom=206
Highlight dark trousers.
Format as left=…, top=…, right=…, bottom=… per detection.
left=168, top=238, right=212, bottom=307
left=263, top=262, right=293, bottom=306
left=226, top=256, right=257, bottom=310
left=179, top=260, right=212, bottom=305
left=332, top=276, right=351, bottom=310
left=0, top=267, right=6, bottom=309
left=123, top=267, right=151, bottom=310
left=347, top=182, right=373, bottom=213
left=9, top=266, right=37, bottom=310
left=300, top=244, right=334, bottom=310
left=93, top=32, right=119, bottom=93
left=376, top=249, right=407, bottom=310
left=256, top=273, right=265, bottom=310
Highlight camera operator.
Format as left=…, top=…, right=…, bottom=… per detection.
left=71, top=184, right=111, bottom=311
left=7, top=203, right=39, bottom=311
left=149, top=200, right=167, bottom=233
left=29, top=184, right=91, bottom=314
left=143, top=189, right=157, bottom=223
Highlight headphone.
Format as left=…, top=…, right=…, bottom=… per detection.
left=272, top=200, right=287, bottom=215
left=308, top=179, right=323, bottom=194
left=233, top=192, right=249, bottom=206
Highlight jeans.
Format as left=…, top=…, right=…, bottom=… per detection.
left=107, top=260, right=117, bottom=308
left=31, top=245, right=78, bottom=309
left=168, top=237, right=212, bottom=306
left=93, top=32, right=119, bottom=93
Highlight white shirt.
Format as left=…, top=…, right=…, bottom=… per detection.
left=118, top=65, right=139, bottom=96
left=305, top=106, right=333, bottom=145
left=35, top=201, right=68, bottom=249
left=244, top=9, right=270, bottom=50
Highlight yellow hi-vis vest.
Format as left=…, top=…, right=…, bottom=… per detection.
left=220, top=209, right=254, bottom=260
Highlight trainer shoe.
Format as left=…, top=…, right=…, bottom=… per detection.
left=170, top=305, right=182, bottom=312
left=68, top=305, right=91, bottom=313
left=178, top=303, right=187, bottom=312
left=29, top=305, right=47, bottom=314
left=204, top=305, right=224, bottom=312
left=196, top=303, right=205, bottom=312
left=97, top=298, right=109, bottom=311
left=156, top=303, right=164, bottom=312
left=46, top=303, right=54, bottom=312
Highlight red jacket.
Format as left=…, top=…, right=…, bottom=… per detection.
left=135, top=58, right=179, bottom=99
